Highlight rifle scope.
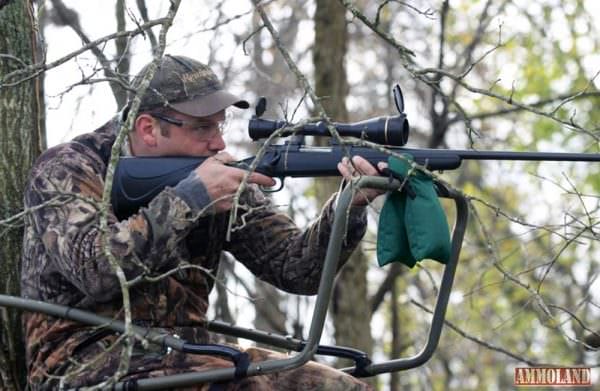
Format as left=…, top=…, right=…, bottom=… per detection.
left=248, top=114, right=410, bottom=146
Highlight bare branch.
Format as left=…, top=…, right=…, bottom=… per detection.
left=0, top=17, right=166, bottom=88
left=84, top=1, right=182, bottom=388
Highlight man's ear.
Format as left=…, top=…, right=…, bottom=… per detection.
left=133, top=114, right=158, bottom=147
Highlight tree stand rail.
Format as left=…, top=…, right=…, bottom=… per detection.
left=0, top=175, right=468, bottom=389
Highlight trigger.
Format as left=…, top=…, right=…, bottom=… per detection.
left=260, top=177, right=284, bottom=193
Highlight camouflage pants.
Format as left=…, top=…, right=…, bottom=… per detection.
left=55, top=340, right=372, bottom=390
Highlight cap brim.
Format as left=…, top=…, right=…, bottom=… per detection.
left=170, top=90, right=249, bottom=117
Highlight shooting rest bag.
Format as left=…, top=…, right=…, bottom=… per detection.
left=377, top=156, right=451, bottom=268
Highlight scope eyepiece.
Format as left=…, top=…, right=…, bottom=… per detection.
left=248, top=114, right=409, bottom=146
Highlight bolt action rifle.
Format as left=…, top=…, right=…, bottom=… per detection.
left=111, top=85, right=600, bottom=219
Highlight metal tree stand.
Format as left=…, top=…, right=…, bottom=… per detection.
left=0, top=175, right=468, bottom=389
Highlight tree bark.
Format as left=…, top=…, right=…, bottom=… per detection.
left=313, top=0, right=374, bottom=375
left=0, top=1, right=45, bottom=389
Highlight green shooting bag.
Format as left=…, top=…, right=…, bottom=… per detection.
left=377, top=156, right=451, bottom=268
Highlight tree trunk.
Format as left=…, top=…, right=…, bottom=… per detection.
left=0, top=0, right=45, bottom=389
left=312, top=0, right=374, bottom=375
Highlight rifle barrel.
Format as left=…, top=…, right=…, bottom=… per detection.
left=455, top=150, right=600, bottom=162
left=391, top=148, right=600, bottom=170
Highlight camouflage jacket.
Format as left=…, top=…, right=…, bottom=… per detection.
left=20, top=116, right=367, bottom=387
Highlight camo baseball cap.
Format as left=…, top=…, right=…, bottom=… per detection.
left=132, top=55, right=249, bottom=116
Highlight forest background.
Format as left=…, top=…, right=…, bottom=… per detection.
left=1, top=0, right=600, bottom=390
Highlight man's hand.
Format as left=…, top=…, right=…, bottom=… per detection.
left=337, top=155, right=388, bottom=206
left=195, top=152, right=276, bottom=212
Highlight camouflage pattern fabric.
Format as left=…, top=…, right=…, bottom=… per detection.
left=21, top=115, right=370, bottom=389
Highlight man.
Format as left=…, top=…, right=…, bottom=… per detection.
left=21, top=55, right=385, bottom=389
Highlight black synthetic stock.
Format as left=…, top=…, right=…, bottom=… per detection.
left=111, top=146, right=600, bottom=219
left=111, top=156, right=203, bottom=219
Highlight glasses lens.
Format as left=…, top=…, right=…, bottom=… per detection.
left=153, top=112, right=231, bottom=141
left=192, top=115, right=230, bottom=140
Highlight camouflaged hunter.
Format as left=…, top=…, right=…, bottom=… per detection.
left=21, top=56, right=372, bottom=390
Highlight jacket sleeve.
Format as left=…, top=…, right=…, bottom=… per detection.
left=225, top=185, right=367, bottom=295
left=25, top=147, right=204, bottom=303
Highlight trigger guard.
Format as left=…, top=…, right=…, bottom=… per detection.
left=260, top=177, right=284, bottom=193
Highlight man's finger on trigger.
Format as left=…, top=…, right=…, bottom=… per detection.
left=249, top=172, right=276, bottom=187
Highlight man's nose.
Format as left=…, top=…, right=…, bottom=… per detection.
left=208, top=132, right=226, bottom=152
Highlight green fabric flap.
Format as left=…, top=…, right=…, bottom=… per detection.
left=377, top=156, right=451, bottom=268
left=377, top=191, right=418, bottom=268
